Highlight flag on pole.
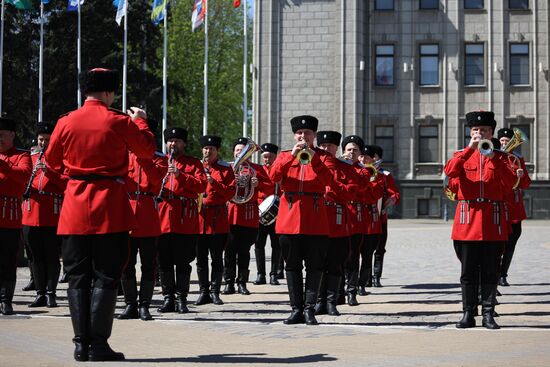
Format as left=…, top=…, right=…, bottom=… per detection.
left=6, top=0, right=33, bottom=10
left=67, top=0, right=84, bottom=11
left=115, top=0, right=127, bottom=25
left=233, top=0, right=240, bottom=8
left=42, top=0, right=51, bottom=4
left=151, top=0, right=166, bottom=25
left=191, top=0, right=206, bottom=32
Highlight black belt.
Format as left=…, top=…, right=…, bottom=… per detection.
left=284, top=191, right=322, bottom=211
left=325, top=200, right=344, bottom=207
left=70, top=174, right=123, bottom=181
left=128, top=191, right=156, bottom=197
left=30, top=189, right=63, bottom=198
left=203, top=204, right=225, bottom=209
left=460, top=198, right=501, bottom=204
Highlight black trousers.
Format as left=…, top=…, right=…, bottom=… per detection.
left=501, top=222, right=522, bottom=278
left=255, top=222, right=281, bottom=276
left=157, top=234, right=196, bottom=276
left=0, top=228, right=20, bottom=282
left=459, top=241, right=503, bottom=288
left=325, top=236, right=349, bottom=277
left=62, top=232, right=129, bottom=290
left=345, top=234, right=363, bottom=273
left=196, top=234, right=226, bottom=280
left=280, top=234, right=328, bottom=274
left=225, top=225, right=257, bottom=281
left=23, top=226, right=61, bottom=266
left=359, top=234, right=380, bottom=280
left=123, top=236, right=158, bottom=282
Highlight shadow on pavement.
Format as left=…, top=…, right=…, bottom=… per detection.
left=125, top=353, right=336, bottom=363
left=401, top=283, right=460, bottom=290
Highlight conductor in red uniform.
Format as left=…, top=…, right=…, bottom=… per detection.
left=0, top=117, right=32, bottom=315
left=156, top=127, right=207, bottom=313
left=444, top=111, right=517, bottom=330
left=195, top=135, right=235, bottom=306
left=269, top=115, right=336, bottom=325
left=22, top=122, right=67, bottom=309
left=46, top=68, right=156, bottom=361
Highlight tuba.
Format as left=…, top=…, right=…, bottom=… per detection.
left=232, top=138, right=260, bottom=204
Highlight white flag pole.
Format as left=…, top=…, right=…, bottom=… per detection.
left=202, top=1, right=208, bottom=135
left=77, top=0, right=81, bottom=107
left=242, top=0, right=247, bottom=137
left=0, top=0, right=5, bottom=114
left=162, top=0, right=167, bottom=153
left=38, top=0, right=44, bottom=121
left=122, top=0, right=127, bottom=111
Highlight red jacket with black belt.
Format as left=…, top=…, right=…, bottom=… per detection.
left=198, top=159, right=235, bottom=234
left=0, top=147, right=32, bottom=229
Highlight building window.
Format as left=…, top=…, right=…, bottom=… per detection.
left=509, top=0, right=529, bottom=9
left=375, top=0, right=394, bottom=10
left=464, top=0, right=484, bottom=9
left=419, top=44, right=439, bottom=86
left=375, top=45, right=394, bottom=86
left=420, top=0, right=439, bottom=9
left=509, top=124, right=531, bottom=162
left=374, top=126, right=394, bottom=163
left=418, top=125, right=439, bottom=162
left=464, top=43, right=485, bottom=86
left=417, top=198, right=440, bottom=217
left=510, top=43, right=529, bottom=86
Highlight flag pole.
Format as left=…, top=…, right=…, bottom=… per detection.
left=122, top=0, right=127, bottom=111
left=77, top=0, right=81, bottom=107
left=202, top=0, right=208, bottom=135
left=162, top=0, right=167, bottom=153
left=242, top=0, right=247, bottom=137
left=0, top=0, right=4, bottom=114
left=38, top=0, right=44, bottom=121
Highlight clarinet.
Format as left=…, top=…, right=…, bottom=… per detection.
left=155, top=148, right=174, bottom=203
left=22, top=150, right=45, bottom=200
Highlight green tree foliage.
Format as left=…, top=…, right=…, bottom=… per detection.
left=2, top=0, right=252, bottom=159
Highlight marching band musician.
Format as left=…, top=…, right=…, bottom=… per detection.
left=268, top=115, right=339, bottom=325
left=314, top=131, right=358, bottom=316
left=195, top=135, right=236, bottom=306
left=22, top=122, right=67, bottom=309
left=444, top=111, right=517, bottom=330
left=497, top=128, right=531, bottom=287
left=156, top=127, right=207, bottom=314
left=343, top=138, right=383, bottom=305
left=223, top=137, right=273, bottom=296
left=46, top=68, right=156, bottom=361
left=0, top=117, right=32, bottom=316
left=370, top=145, right=400, bottom=288
left=254, top=143, right=281, bottom=286
left=118, top=119, right=166, bottom=320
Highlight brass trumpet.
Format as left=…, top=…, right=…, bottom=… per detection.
left=155, top=148, right=174, bottom=203
left=478, top=139, right=494, bottom=156
left=297, top=148, right=313, bottom=165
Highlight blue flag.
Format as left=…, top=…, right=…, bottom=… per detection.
left=68, top=0, right=84, bottom=11
left=151, top=0, right=166, bottom=25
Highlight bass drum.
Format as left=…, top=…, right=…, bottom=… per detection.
left=258, top=195, right=280, bottom=226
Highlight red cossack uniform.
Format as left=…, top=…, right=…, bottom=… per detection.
left=324, top=158, right=360, bottom=238
left=347, top=163, right=384, bottom=236
left=0, top=147, right=32, bottom=228
left=199, top=159, right=235, bottom=234
left=503, top=154, right=531, bottom=225
left=158, top=154, right=207, bottom=234
left=268, top=148, right=337, bottom=236
left=126, top=151, right=166, bottom=237
left=228, top=161, right=273, bottom=228
left=379, top=169, right=400, bottom=223
left=22, top=152, right=67, bottom=227
left=257, top=165, right=276, bottom=205
left=444, top=147, right=517, bottom=241
left=45, top=100, right=156, bottom=235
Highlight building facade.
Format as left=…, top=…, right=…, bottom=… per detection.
left=252, top=0, right=550, bottom=219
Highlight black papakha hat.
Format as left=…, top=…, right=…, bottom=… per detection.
left=260, top=143, right=279, bottom=154
left=0, top=117, right=16, bottom=132
left=164, top=127, right=188, bottom=142
left=341, top=135, right=365, bottom=153
left=290, top=115, right=318, bottom=133
left=317, top=131, right=342, bottom=147
left=233, top=137, right=249, bottom=150
left=79, top=68, right=119, bottom=94
left=36, top=121, right=55, bottom=135
left=199, top=135, right=222, bottom=148
left=362, top=145, right=378, bottom=158
left=497, top=128, right=514, bottom=140
left=465, top=111, right=496, bottom=129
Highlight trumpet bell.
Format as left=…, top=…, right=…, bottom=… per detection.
left=478, top=139, right=494, bottom=156
left=298, top=149, right=313, bottom=165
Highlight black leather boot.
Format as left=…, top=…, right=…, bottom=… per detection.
left=481, top=284, right=500, bottom=329
left=222, top=281, right=236, bottom=295
left=358, top=286, right=369, bottom=296
left=373, top=276, right=383, bottom=288
left=373, top=254, right=384, bottom=287
left=195, top=267, right=213, bottom=305
left=67, top=288, right=90, bottom=361
left=283, top=271, right=304, bottom=325
left=175, top=272, right=190, bottom=314
left=210, top=272, right=224, bottom=305
left=254, top=246, right=266, bottom=285
left=498, top=276, right=509, bottom=286
left=22, top=260, right=35, bottom=291
left=456, top=285, right=476, bottom=328
left=29, top=292, right=47, bottom=308
left=314, top=273, right=327, bottom=316
left=46, top=292, right=57, bottom=308
left=0, top=281, right=16, bottom=315
left=346, top=271, right=359, bottom=306
left=138, top=280, right=155, bottom=320
left=118, top=277, right=138, bottom=319
left=337, top=276, right=346, bottom=305
left=88, top=288, right=125, bottom=361
left=277, top=259, right=285, bottom=279
left=46, top=263, right=60, bottom=308
left=29, top=262, right=47, bottom=307
left=59, top=270, right=68, bottom=283
left=269, top=274, right=280, bottom=285
left=237, top=270, right=251, bottom=295
left=304, top=271, right=322, bottom=325
left=157, top=272, right=176, bottom=313
left=222, top=263, right=236, bottom=294
left=326, top=275, right=341, bottom=316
